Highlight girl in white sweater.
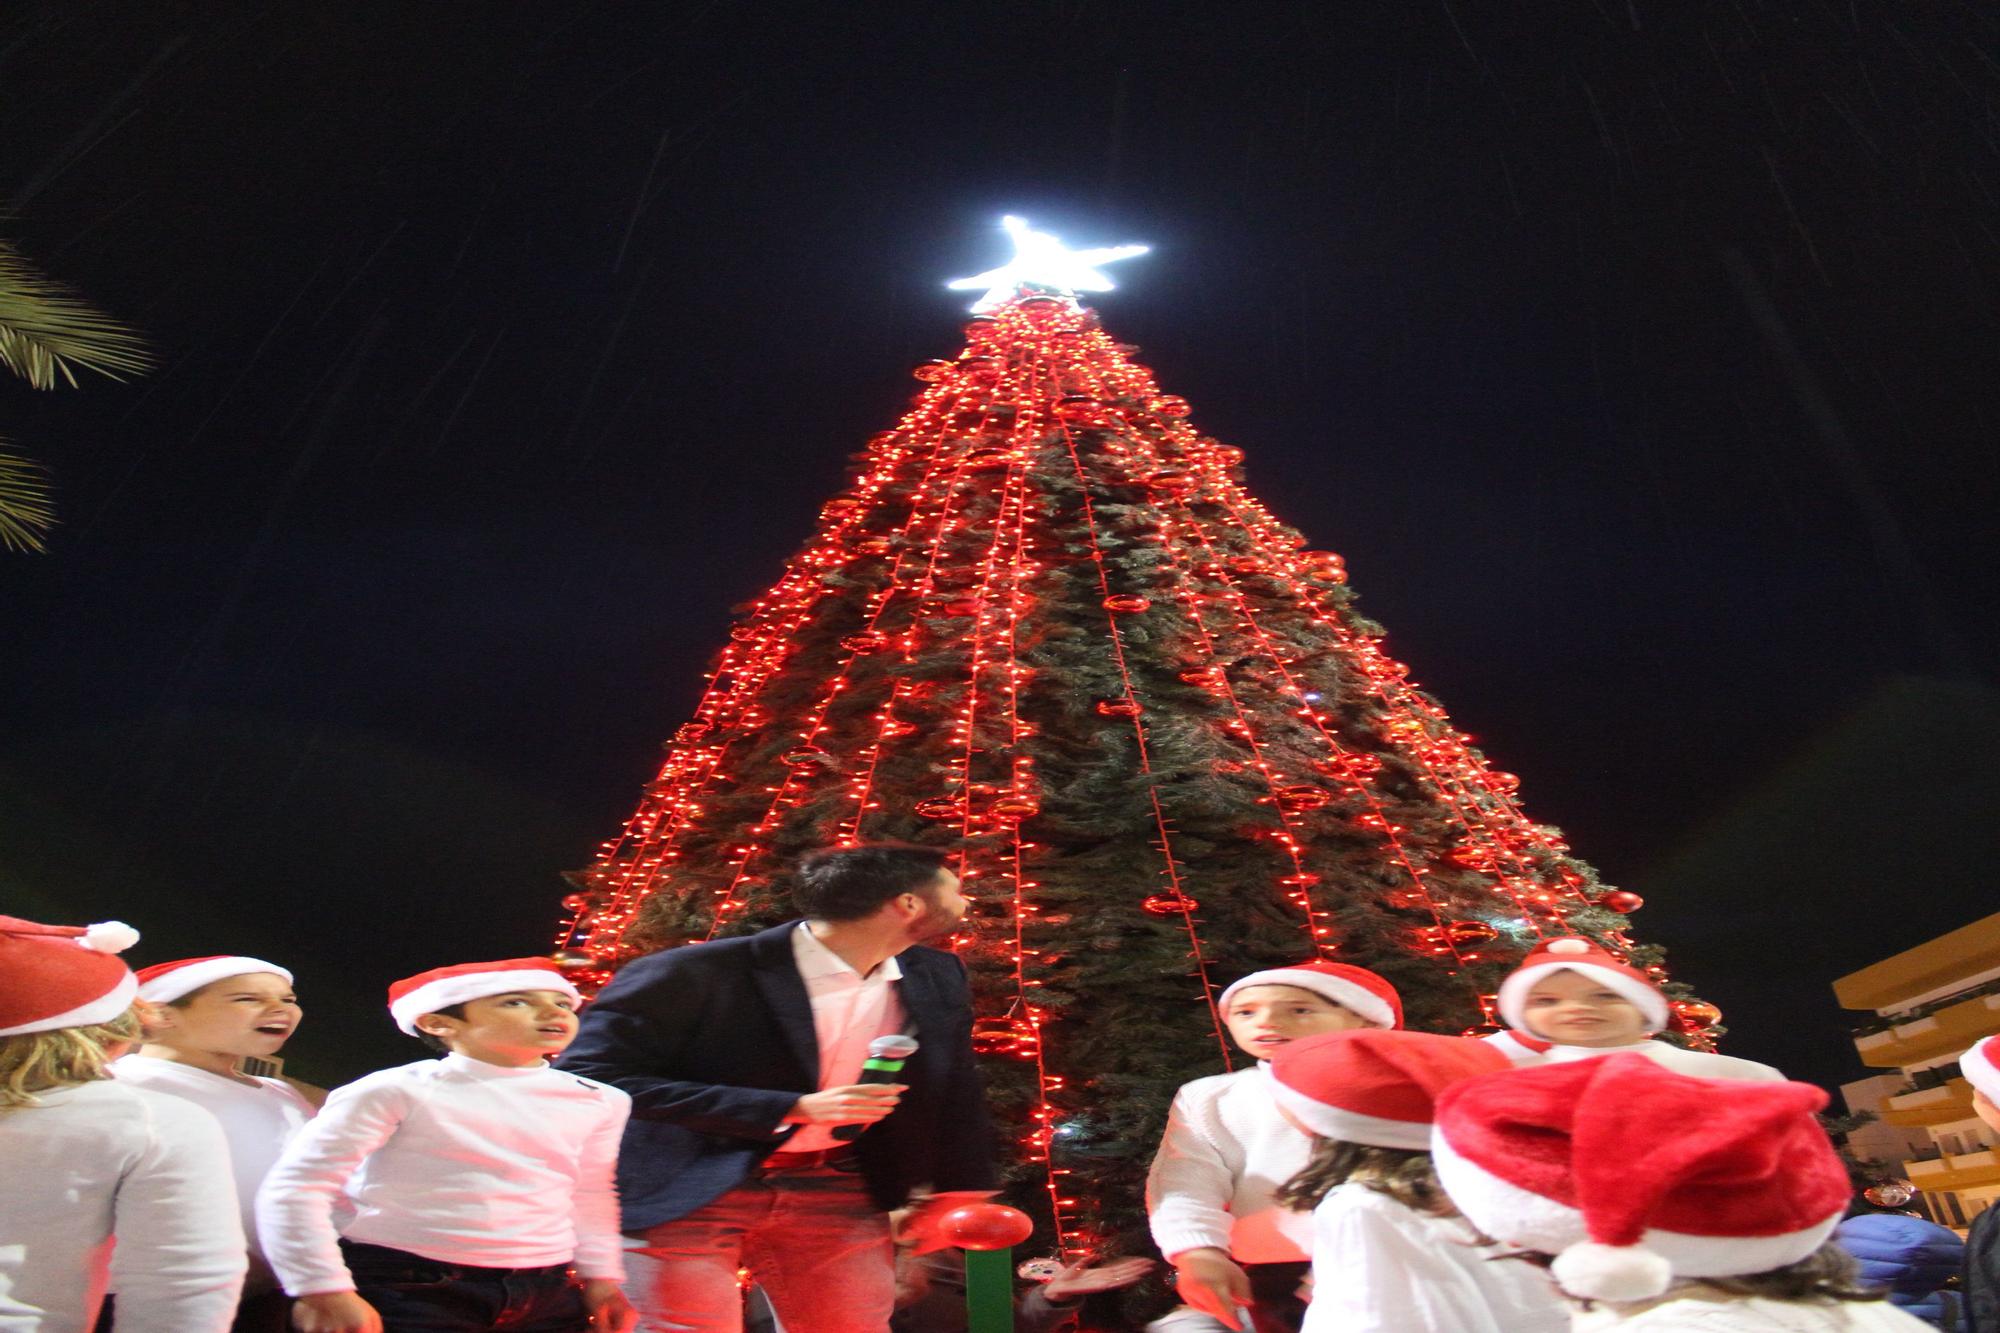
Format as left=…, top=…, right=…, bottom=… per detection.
left=1146, top=960, right=1403, bottom=1332
left=1266, top=1029, right=1567, bottom=1333
left=116, top=955, right=315, bottom=1329
left=1432, top=1051, right=1929, bottom=1333
left=0, top=916, right=246, bottom=1333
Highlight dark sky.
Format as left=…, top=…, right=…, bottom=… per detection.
left=2, top=1, right=1995, bottom=1092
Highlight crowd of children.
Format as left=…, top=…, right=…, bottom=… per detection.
left=4, top=905, right=1997, bottom=1333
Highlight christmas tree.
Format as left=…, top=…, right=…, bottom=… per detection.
left=551, top=218, right=1716, bottom=1257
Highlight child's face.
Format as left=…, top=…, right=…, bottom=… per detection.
left=421, top=989, right=579, bottom=1067
left=1521, top=969, right=1650, bottom=1047
left=146, top=972, right=301, bottom=1060
left=1224, top=984, right=1368, bottom=1058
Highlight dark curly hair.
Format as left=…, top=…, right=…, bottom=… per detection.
left=1275, top=1137, right=1456, bottom=1216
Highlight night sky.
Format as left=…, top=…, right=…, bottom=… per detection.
left=3, top=2, right=1996, bottom=1094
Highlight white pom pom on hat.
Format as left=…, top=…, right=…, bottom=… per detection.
left=1496, top=935, right=1670, bottom=1035
left=1960, top=1035, right=2000, bottom=1106
left=1431, top=1052, right=1850, bottom=1301
left=0, top=915, right=142, bottom=1038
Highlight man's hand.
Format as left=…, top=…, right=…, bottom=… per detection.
left=291, top=1291, right=383, bottom=1333
left=581, top=1278, right=638, bottom=1332
left=1043, top=1256, right=1157, bottom=1302
left=783, top=1083, right=907, bottom=1126
left=1171, top=1247, right=1252, bottom=1331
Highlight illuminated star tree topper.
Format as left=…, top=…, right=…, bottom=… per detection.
left=946, top=214, right=1150, bottom=313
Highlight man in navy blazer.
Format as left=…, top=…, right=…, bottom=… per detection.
left=559, top=843, right=998, bottom=1332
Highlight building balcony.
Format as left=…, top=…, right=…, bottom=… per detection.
left=1883, top=1079, right=1977, bottom=1127
left=1908, top=1148, right=2000, bottom=1193
left=1853, top=993, right=2000, bottom=1068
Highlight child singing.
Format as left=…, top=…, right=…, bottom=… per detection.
left=1147, top=960, right=1403, bottom=1332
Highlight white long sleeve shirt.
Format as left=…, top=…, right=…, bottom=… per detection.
left=255, top=1054, right=630, bottom=1297
left=1484, top=1033, right=1785, bottom=1082
left=111, top=1056, right=314, bottom=1288
left=0, top=1080, right=246, bottom=1333
left=1147, top=1067, right=1314, bottom=1264
left=1301, top=1183, right=1568, bottom=1333
left=1569, top=1285, right=1932, bottom=1331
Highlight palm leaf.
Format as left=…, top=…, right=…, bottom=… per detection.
left=0, top=439, right=55, bottom=552
left=0, top=240, right=152, bottom=389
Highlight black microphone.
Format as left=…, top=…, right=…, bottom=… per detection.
left=831, top=1034, right=919, bottom=1142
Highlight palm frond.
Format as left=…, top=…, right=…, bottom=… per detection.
left=0, top=439, right=55, bottom=552
left=0, top=240, right=152, bottom=389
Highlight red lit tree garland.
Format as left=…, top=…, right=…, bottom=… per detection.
left=552, top=290, right=1716, bottom=1257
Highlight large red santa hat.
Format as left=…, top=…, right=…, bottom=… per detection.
left=135, top=955, right=294, bottom=1004
left=0, top=915, right=143, bottom=1038
left=387, top=958, right=582, bottom=1035
left=1432, top=1053, right=1849, bottom=1302
left=1961, top=1034, right=2000, bottom=1105
left=1497, top=936, right=1669, bottom=1035
left=1264, top=1029, right=1511, bottom=1148
left=1218, top=959, right=1403, bottom=1031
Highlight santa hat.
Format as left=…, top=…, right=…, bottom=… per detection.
left=0, top=916, right=143, bottom=1038
left=1432, top=1054, right=1849, bottom=1303
left=1264, top=1029, right=1512, bottom=1148
left=135, top=956, right=293, bottom=1005
left=387, top=959, right=582, bottom=1036
left=1961, top=1035, right=2000, bottom=1105
left=1218, top=960, right=1403, bottom=1030
left=1498, top=937, right=1669, bottom=1035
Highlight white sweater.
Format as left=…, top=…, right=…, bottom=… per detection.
left=0, top=1080, right=246, bottom=1333
left=1301, top=1183, right=1569, bottom=1333
left=256, top=1054, right=630, bottom=1296
left=1568, top=1286, right=1933, bottom=1331
left=1484, top=1033, right=1784, bottom=1082
left=1147, top=1067, right=1314, bottom=1264
left=112, top=1056, right=314, bottom=1288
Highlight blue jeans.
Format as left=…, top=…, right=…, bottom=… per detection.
left=340, top=1240, right=590, bottom=1332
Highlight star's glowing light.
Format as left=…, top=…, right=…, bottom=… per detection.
left=946, top=215, right=1150, bottom=313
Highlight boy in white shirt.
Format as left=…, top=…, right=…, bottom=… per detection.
left=1146, top=960, right=1404, bottom=1332
left=257, top=958, right=636, bottom=1333
left=115, top=954, right=314, bottom=1330
left=1486, top=937, right=1782, bottom=1081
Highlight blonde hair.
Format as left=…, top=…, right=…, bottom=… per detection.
left=0, top=1007, right=141, bottom=1109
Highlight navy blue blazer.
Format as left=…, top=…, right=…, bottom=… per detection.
left=557, top=920, right=999, bottom=1230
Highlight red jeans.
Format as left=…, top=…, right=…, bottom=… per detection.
left=624, top=1159, right=895, bottom=1333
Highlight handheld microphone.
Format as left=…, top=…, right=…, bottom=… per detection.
left=831, top=1034, right=919, bottom=1142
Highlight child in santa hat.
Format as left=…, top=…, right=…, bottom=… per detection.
left=256, top=958, right=636, bottom=1333
left=1146, top=960, right=1402, bottom=1332
left=1486, top=936, right=1783, bottom=1080
left=114, top=956, right=314, bottom=1331
left=1265, top=1029, right=1567, bottom=1333
left=1956, top=1035, right=2000, bottom=1333
left=0, top=915, right=246, bottom=1331
left=1432, top=1052, right=1929, bottom=1330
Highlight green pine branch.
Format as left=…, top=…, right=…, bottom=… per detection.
left=0, top=240, right=152, bottom=389
left=0, top=440, right=55, bottom=552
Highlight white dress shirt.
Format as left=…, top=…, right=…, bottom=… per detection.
left=775, top=923, right=907, bottom=1153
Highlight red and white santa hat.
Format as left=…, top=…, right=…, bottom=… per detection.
left=1432, top=1053, right=1849, bottom=1303
left=387, top=958, right=583, bottom=1035
left=1264, top=1028, right=1512, bottom=1148
left=1497, top=936, right=1669, bottom=1035
left=1218, top=959, right=1403, bottom=1031
left=0, top=915, right=143, bottom=1038
left=1960, top=1035, right=2000, bottom=1105
left=135, top=955, right=294, bottom=1004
